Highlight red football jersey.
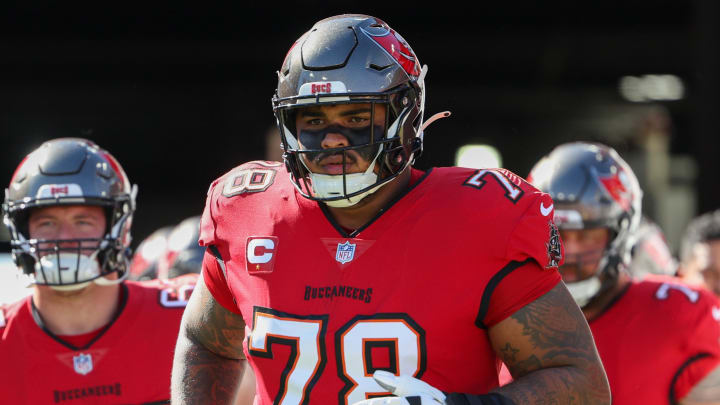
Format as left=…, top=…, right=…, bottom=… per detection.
left=0, top=275, right=197, bottom=404
left=200, top=162, right=563, bottom=405
left=590, top=276, right=720, bottom=404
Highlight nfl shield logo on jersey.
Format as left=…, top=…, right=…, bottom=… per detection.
left=73, top=353, right=93, bottom=375
left=335, top=241, right=356, bottom=264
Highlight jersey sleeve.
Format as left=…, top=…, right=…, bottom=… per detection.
left=506, top=190, right=564, bottom=270
left=198, top=179, right=242, bottom=315
left=202, top=248, right=242, bottom=315
left=479, top=186, right=563, bottom=328
left=481, top=260, right=561, bottom=327
left=672, top=290, right=720, bottom=400
left=199, top=179, right=221, bottom=247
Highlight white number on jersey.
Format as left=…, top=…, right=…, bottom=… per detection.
left=655, top=282, right=699, bottom=303
left=248, top=308, right=425, bottom=405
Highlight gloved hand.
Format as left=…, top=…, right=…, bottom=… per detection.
left=351, top=370, right=446, bottom=405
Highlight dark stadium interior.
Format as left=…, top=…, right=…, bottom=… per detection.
left=1, top=1, right=718, bottom=254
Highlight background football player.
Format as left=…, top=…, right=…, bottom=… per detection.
left=128, top=224, right=173, bottom=280
left=528, top=141, right=720, bottom=404
left=0, top=138, right=196, bottom=404
left=627, top=216, right=678, bottom=279
left=171, top=14, right=610, bottom=405
left=678, top=209, right=720, bottom=298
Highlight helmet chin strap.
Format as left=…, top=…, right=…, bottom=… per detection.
left=93, top=269, right=128, bottom=286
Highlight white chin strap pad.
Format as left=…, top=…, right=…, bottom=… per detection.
left=34, top=252, right=124, bottom=291
left=310, top=157, right=383, bottom=208
left=35, top=252, right=101, bottom=290
left=565, top=276, right=602, bottom=307
left=93, top=269, right=128, bottom=286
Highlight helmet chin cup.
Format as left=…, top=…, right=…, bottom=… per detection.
left=35, top=252, right=102, bottom=290
left=308, top=156, right=383, bottom=207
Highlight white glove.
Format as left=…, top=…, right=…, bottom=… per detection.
left=351, top=370, right=446, bottom=405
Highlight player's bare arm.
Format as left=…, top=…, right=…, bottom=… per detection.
left=490, top=282, right=611, bottom=404
left=681, top=364, right=720, bottom=405
left=171, top=275, right=248, bottom=405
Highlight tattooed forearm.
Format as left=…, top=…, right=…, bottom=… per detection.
left=172, top=332, right=247, bottom=404
left=171, top=276, right=248, bottom=405
left=490, top=283, right=610, bottom=404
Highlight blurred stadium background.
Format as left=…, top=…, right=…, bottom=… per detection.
left=1, top=0, right=718, bottom=261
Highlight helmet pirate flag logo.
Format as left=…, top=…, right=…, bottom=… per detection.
left=360, top=24, right=421, bottom=77
left=599, top=170, right=633, bottom=212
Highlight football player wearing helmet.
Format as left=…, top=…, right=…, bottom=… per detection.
left=528, top=142, right=720, bottom=404
left=171, top=14, right=609, bottom=405
left=0, top=138, right=197, bottom=404
left=678, top=209, right=720, bottom=298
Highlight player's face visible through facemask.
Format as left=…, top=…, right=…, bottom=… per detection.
left=28, top=205, right=108, bottom=289
left=559, top=228, right=610, bottom=283
left=29, top=205, right=106, bottom=247
left=294, top=103, right=387, bottom=176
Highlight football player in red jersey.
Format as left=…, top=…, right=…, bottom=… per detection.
left=171, top=14, right=610, bottom=405
left=0, top=138, right=197, bottom=404
left=527, top=142, right=720, bottom=404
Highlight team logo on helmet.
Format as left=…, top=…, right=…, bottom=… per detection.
left=360, top=26, right=421, bottom=77
left=335, top=241, right=356, bottom=264
left=73, top=353, right=93, bottom=375
left=36, top=183, right=83, bottom=198
left=599, top=170, right=633, bottom=211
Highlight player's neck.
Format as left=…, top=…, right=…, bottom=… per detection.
left=325, top=168, right=411, bottom=232
left=32, top=283, right=121, bottom=335
left=582, top=272, right=631, bottom=321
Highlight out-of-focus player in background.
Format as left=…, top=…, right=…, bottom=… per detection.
left=128, top=216, right=204, bottom=281
left=128, top=224, right=173, bottom=281
left=627, top=216, right=678, bottom=279
left=158, top=215, right=204, bottom=280
left=678, top=209, right=720, bottom=298
left=171, top=14, right=610, bottom=405
left=0, top=138, right=196, bottom=404
left=528, top=141, right=720, bottom=404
